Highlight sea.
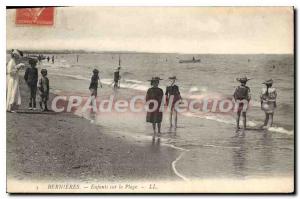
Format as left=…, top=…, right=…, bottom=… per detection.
left=16, top=52, right=295, bottom=180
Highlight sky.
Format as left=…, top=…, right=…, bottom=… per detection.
left=6, top=7, right=294, bottom=54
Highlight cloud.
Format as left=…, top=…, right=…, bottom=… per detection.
left=6, top=7, right=293, bottom=54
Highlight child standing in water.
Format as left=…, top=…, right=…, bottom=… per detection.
left=233, top=77, right=251, bottom=131
left=165, top=76, right=182, bottom=129
left=38, top=69, right=49, bottom=111
left=89, top=69, right=102, bottom=98
left=113, top=67, right=121, bottom=89
left=260, top=79, right=277, bottom=128
left=146, top=77, right=164, bottom=141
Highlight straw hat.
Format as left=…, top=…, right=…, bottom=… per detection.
left=148, top=76, right=163, bottom=81
left=12, top=49, right=23, bottom=57
left=28, top=57, right=38, bottom=65
left=41, top=69, right=47, bottom=75
left=168, top=76, right=177, bottom=80
left=93, top=69, right=99, bottom=73
left=236, top=76, right=251, bottom=83
left=263, top=79, right=273, bottom=85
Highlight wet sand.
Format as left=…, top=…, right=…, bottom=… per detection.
left=7, top=76, right=179, bottom=182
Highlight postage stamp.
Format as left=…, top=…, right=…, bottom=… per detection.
left=15, top=7, right=54, bottom=25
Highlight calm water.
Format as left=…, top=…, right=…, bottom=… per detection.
left=17, top=53, right=295, bottom=179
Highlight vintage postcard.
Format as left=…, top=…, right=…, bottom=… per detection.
left=6, top=6, right=294, bottom=193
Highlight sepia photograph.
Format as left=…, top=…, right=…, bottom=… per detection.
left=6, top=6, right=294, bottom=193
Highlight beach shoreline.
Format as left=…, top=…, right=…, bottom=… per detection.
left=7, top=54, right=294, bottom=191
left=7, top=76, right=180, bottom=183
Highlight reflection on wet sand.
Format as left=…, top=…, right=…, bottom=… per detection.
left=259, top=131, right=274, bottom=171
left=231, top=130, right=276, bottom=178
left=231, top=135, right=247, bottom=178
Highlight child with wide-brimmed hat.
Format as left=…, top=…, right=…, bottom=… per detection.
left=24, top=57, right=39, bottom=110
left=260, top=79, right=277, bottom=128
left=146, top=77, right=164, bottom=141
left=233, top=76, right=251, bottom=132
left=89, top=68, right=102, bottom=98
left=165, top=76, right=182, bottom=129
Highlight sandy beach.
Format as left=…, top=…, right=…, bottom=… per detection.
left=7, top=76, right=180, bottom=183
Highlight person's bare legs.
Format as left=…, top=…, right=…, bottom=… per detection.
left=152, top=123, right=156, bottom=141
left=238, top=111, right=246, bottom=136
left=43, top=99, right=49, bottom=111
left=242, top=112, right=247, bottom=129
left=267, top=113, right=274, bottom=128
left=236, top=110, right=241, bottom=131
left=90, top=95, right=97, bottom=112
left=157, top=123, right=161, bottom=136
left=263, top=112, right=269, bottom=127
left=169, top=108, right=173, bottom=128
left=39, top=101, right=43, bottom=110
left=174, top=110, right=178, bottom=128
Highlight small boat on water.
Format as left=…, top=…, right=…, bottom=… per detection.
left=179, top=56, right=201, bottom=63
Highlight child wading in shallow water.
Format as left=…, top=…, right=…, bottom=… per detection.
left=89, top=69, right=102, bottom=100
left=165, top=76, right=182, bottom=129
left=38, top=69, right=49, bottom=111
left=260, top=79, right=277, bottom=128
left=146, top=77, right=164, bottom=142
left=114, top=67, right=121, bottom=89
left=233, top=77, right=251, bottom=131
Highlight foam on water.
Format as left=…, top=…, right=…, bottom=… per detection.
left=41, top=59, right=72, bottom=68
left=51, top=73, right=90, bottom=81
left=123, top=79, right=143, bottom=84
left=189, top=86, right=208, bottom=93
left=49, top=71, right=294, bottom=137
left=268, top=127, right=294, bottom=135
left=102, top=78, right=149, bottom=91
left=182, top=112, right=294, bottom=136
left=50, top=72, right=149, bottom=92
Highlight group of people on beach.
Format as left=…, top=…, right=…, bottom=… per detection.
left=233, top=77, right=277, bottom=133
left=7, top=49, right=278, bottom=140
left=142, top=75, right=277, bottom=140
left=145, top=76, right=182, bottom=141
left=6, top=49, right=50, bottom=112
left=46, top=55, right=55, bottom=64
left=88, top=69, right=182, bottom=141
left=86, top=64, right=277, bottom=141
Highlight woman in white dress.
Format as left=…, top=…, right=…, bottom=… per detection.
left=260, top=79, right=277, bottom=128
left=6, top=49, right=25, bottom=112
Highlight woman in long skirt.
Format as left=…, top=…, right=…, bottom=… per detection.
left=6, top=49, right=25, bottom=112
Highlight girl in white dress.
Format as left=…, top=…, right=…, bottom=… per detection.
left=6, top=49, right=25, bottom=112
